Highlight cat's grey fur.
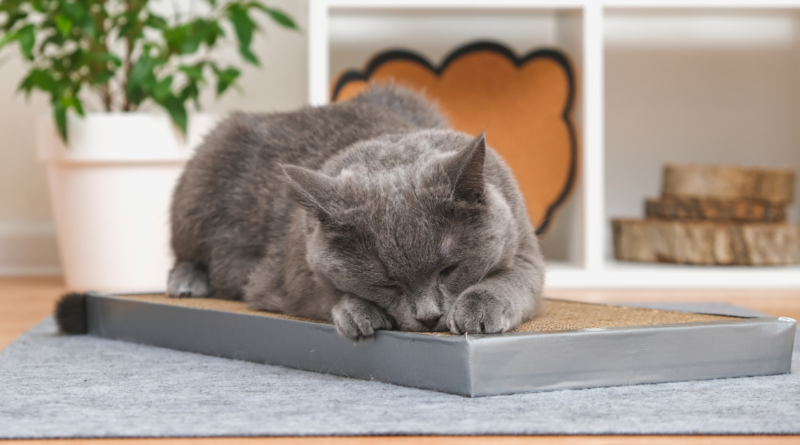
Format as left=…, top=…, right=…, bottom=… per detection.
left=169, top=85, right=545, bottom=340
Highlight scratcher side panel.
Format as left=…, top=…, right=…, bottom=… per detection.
left=468, top=318, right=796, bottom=397
left=86, top=295, right=471, bottom=396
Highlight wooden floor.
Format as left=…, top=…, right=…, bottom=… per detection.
left=1, top=276, right=798, bottom=444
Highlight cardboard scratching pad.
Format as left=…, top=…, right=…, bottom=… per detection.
left=85, top=292, right=795, bottom=397
left=331, top=41, right=576, bottom=234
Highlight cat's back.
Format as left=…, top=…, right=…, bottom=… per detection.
left=190, top=102, right=409, bottom=174
left=189, top=84, right=446, bottom=176
left=171, top=86, right=443, bottom=264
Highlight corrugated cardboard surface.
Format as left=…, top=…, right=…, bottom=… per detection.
left=118, top=294, right=733, bottom=333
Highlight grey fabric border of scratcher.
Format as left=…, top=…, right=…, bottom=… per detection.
left=82, top=292, right=796, bottom=397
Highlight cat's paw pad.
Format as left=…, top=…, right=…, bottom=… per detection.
left=167, top=262, right=209, bottom=299
left=332, top=297, right=394, bottom=341
left=447, top=289, right=512, bottom=335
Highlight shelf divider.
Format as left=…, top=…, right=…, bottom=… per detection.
left=582, top=3, right=605, bottom=272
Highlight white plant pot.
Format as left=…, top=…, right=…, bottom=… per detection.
left=36, top=113, right=220, bottom=292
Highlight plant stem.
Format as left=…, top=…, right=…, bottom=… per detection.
left=98, top=0, right=113, bottom=112
left=122, top=1, right=133, bottom=112
left=100, top=83, right=113, bottom=111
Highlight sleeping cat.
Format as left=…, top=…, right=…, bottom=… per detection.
left=168, top=85, right=545, bottom=340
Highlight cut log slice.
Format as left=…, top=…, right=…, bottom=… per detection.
left=612, top=219, right=800, bottom=266
left=645, top=196, right=786, bottom=223
left=662, top=164, right=795, bottom=204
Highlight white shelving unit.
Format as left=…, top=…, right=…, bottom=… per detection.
left=308, top=0, right=800, bottom=289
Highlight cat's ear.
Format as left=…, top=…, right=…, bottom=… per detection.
left=281, top=164, right=338, bottom=220
left=446, top=132, right=486, bottom=202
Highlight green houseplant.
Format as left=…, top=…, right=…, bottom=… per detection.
left=0, top=0, right=297, bottom=291
left=0, top=0, right=297, bottom=140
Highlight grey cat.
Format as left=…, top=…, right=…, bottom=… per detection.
left=168, top=85, right=545, bottom=340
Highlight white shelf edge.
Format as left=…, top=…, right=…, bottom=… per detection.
left=546, top=263, right=800, bottom=288
left=308, top=0, right=330, bottom=106
left=324, top=0, right=586, bottom=8
left=324, top=0, right=800, bottom=7
left=582, top=3, right=604, bottom=272
left=604, top=1, right=800, bottom=7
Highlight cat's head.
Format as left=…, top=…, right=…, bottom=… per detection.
left=283, top=130, right=519, bottom=332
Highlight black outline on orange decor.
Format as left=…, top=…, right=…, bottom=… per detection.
left=331, top=41, right=577, bottom=235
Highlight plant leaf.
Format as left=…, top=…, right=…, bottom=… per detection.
left=55, top=14, right=72, bottom=37
left=62, top=1, right=97, bottom=40
left=247, top=4, right=298, bottom=30
left=266, top=8, right=298, bottom=29
left=228, top=5, right=259, bottom=65
left=146, top=14, right=168, bottom=30
left=180, top=81, right=201, bottom=110
left=91, top=71, right=115, bottom=85
left=228, top=6, right=254, bottom=45
left=18, top=68, right=58, bottom=96
left=238, top=44, right=259, bottom=65
left=126, top=52, right=157, bottom=108
left=0, top=29, right=18, bottom=51
left=17, top=24, right=35, bottom=59
left=163, top=23, right=205, bottom=55
left=162, top=96, right=187, bottom=135
left=53, top=102, right=68, bottom=142
left=28, top=1, right=47, bottom=13
left=61, top=95, right=85, bottom=117
left=179, top=64, right=204, bottom=82
left=205, top=22, right=224, bottom=46
left=128, top=53, right=154, bottom=86
left=212, top=65, right=240, bottom=96
left=182, top=22, right=205, bottom=54
left=152, top=75, right=174, bottom=101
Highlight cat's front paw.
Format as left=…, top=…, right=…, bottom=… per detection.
left=331, top=295, right=395, bottom=341
left=167, top=262, right=209, bottom=298
left=447, top=289, right=513, bottom=335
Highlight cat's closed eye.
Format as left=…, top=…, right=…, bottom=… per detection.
left=377, top=284, right=402, bottom=292
left=440, top=264, right=458, bottom=278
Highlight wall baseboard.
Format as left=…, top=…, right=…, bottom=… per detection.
left=0, top=222, right=62, bottom=276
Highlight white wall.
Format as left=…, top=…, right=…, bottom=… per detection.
left=0, top=0, right=308, bottom=275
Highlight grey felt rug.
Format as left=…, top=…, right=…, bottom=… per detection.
left=1, top=303, right=798, bottom=438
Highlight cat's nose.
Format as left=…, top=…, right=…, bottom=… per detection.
left=417, top=316, right=441, bottom=330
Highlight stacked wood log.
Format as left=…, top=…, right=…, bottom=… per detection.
left=613, top=164, right=798, bottom=265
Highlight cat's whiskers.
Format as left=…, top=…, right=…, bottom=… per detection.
left=477, top=257, right=493, bottom=284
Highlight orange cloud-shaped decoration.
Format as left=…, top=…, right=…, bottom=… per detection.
left=332, top=41, right=577, bottom=235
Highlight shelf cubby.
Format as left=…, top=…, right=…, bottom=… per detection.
left=309, top=0, right=800, bottom=288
